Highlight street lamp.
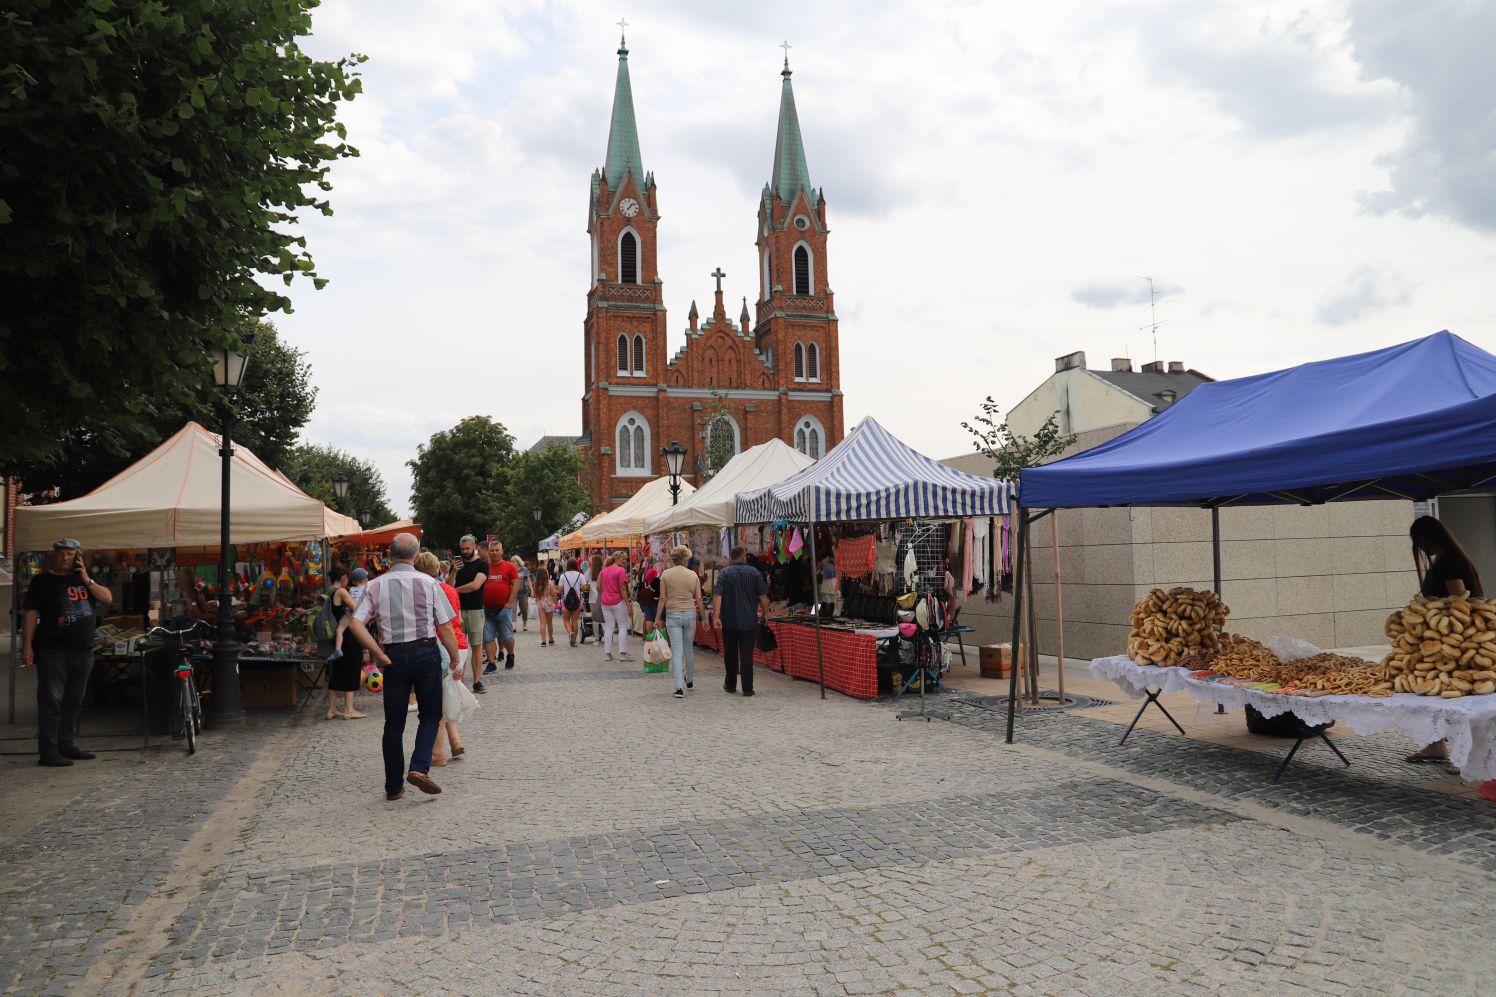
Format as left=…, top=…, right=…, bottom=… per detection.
left=661, top=440, right=687, bottom=506
left=533, top=504, right=543, bottom=523
left=360, top=510, right=372, bottom=529
left=331, top=473, right=350, bottom=510
left=209, top=334, right=255, bottom=723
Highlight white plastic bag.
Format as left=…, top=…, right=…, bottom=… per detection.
left=644, top=629, right=672, bottom=664
left=1266, top=634, right=1322, bottom=662
left=442, top=673, right=480, bottom=722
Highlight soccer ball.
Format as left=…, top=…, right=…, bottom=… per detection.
left=361, top=663, right=384, bottom=693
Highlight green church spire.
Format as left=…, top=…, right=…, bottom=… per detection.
left=770, top=46, right=815, bottom=206
left=604, top=31, right=645, bottom=188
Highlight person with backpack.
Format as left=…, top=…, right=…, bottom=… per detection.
left=514, top=557, right=533, bottom=632
left=316, top=567, right=364, bottom=720
left=557, top=557, right=589, bottom=647
left=534, top=567, right=556, bottom=646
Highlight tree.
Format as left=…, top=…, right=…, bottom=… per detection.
left=961, top=397, right=1076, bottom=483
left=281, top=443, right=396, bottom=525
left=497, top=444, right=594, bottom=556
left=408, top=416, right=515, bottom=550
left=0, top=0, right=364, bottom=471
left=14, top=316, right=317, bottom=501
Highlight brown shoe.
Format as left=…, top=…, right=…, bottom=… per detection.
left=406, top=770, right=442, bottom=795
left=386, top=791, right=405, bottom=801
left=451, top=742, right=465, bottom=756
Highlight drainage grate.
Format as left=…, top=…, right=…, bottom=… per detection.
left=963, top=691, right=1117, bottom=714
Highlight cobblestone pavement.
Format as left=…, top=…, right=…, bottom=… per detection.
left=3, top=637, right=1496, bottom=995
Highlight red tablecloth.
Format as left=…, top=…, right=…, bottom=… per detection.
left=695, top=621, right=880, bottom=699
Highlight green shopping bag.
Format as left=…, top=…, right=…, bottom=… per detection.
left=642, top=628, right=672, bottom=672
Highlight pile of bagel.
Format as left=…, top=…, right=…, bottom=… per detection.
left=1127, top=587, right=1230, bottom=667
left=1382, top=595, right=1496, bottom=697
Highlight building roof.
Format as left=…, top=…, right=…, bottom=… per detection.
left=528, top=435, right=583, bottom=453
left=603, top=40, right=645, bottom=187
left=770, top=62, right=816, bottom=207
left=1089, top=368, right=1211, bottom=413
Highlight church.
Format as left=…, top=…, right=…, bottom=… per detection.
left=569, top=35, right=845, bottom=508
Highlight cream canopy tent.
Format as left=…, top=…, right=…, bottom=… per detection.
left=13, top=422, right=360, bottom=551
left=643, top=439, right=815, bottom=534
left=577, top=475, right=697, bottom=543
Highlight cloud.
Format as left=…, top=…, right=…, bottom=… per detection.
left=1071, top=279, right=1184, bottom=309
left=1130, top=3, right=1391, bottom=138
left=1315, top=264, right=1413, bottom=325
left=1347, top=0, right=1496, bottom=233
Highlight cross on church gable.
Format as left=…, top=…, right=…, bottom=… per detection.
left=711, top=267, right=726, bottom=293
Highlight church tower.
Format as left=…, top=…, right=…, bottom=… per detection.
left=753, top=53, right=844, bottom=458
left=581, top=30, right=670, bottom=503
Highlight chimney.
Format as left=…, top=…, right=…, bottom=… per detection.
left=1141, top=360, right=1164, bottom=374
left=1167, top=361, right=1184, bottom=374
left=1110, top=357, right=1133, bottom=372
left=1055, top=350, right=1087, bottom=373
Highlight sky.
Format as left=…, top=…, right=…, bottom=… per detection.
left=273, top=0, right=1496, bottom=515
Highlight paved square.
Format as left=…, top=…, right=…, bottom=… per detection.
left=3, top=637, right=1496, bottom=994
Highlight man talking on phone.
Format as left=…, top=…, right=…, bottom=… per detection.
left=20, top=538, right=112, bottom=767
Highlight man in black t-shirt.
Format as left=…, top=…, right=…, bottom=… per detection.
left=446, top=535, right=489, bottom=689
left=21, top=538, right=113, bottom=766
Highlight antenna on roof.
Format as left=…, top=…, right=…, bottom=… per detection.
left=1137, top=275, right=1167, bottom=363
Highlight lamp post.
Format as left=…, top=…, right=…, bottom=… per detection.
left=661, top=440, right=687, bottom=506
left=331, top=473, right=350, bottom=511
left=360, top=510, right=372, bottom=529
left=209, top=335, right=254, bottom=723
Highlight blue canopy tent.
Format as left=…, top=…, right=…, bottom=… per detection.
left=736, top=416, right=1014, bottom=701
left=1007, top=331, right=1496, bottom=740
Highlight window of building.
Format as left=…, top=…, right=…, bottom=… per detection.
left=616, top=334, right=629, bottom=376
left=793, top=342, right=805, bottom=381
left=704, top=414, right=740, bottom=475
left=793, top=244, right=811, bottom=295
left=615, top=412, right=650, bottom=475
left=795, top=416, right=825, bottom=459
left=806, top=342, right=820, bottom=381
left=619, top=230, right=639, bottom=284
left=632, top=334, right=645, bottom=375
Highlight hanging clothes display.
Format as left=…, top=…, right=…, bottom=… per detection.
left=835, top=533, right=877, bottom=580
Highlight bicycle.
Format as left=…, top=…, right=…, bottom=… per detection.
left=145, top=621, right=210, bottom=754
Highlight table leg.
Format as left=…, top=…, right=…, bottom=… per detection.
left=1119, top=688, right=1185, bottom=746
left=956, top=631, right=968, bottom=666
left=1273, top=736, right=1306, bottom=781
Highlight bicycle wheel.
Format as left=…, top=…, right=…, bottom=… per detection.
left=189, top=677, right=204, bottom=736
left=180, top=676, right=197, bottom=754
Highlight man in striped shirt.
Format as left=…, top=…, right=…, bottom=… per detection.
left=345, top=532, right=462, bottom=800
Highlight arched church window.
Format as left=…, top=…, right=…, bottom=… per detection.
left=793, top=245, right=811, bottom=295
left=806, top=343, right=820, bottom=381
left=616, top=412, right=650, bottom=475
left=796, top=416, right=825, bottom=460
left=793, top=342, right=805, bottom=382
left=620, top=231, right=639, bottom=284
left=617, top=334, right=629, bottom=375
left=633, top=334, right=645, bottom=375
left=633, top=425, right=644, bottom=467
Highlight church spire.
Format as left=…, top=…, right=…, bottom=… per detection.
left=770, top=42, right=815, bottom=206
left=604, top=27, right=645, bottom=187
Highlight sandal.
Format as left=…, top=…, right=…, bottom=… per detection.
left=326, top=708, right=342, bottom=720
left=342, top=709, right=368, bottom=720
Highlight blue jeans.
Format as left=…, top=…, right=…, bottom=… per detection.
left=665, top=611, right=696, bottom=690
left=36, top=646, right=92, bottom=758
left=484, top=606, right=514, bottom=644
left=380, top=641, right=443, bottom=795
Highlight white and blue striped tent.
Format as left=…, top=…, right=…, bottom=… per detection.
left=734, top=417, right=1015, bottom=524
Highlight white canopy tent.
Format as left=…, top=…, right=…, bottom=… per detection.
left=578, top=475, right=697, bottom=543
left=13, top=422, right=360, bottom=551
left=642, top=439, right=816, bottom=535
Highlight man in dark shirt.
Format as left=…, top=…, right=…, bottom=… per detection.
left=711, top=546, right=769, bottom=696
left=446, top=535, right=489, bottom=691
left=21, top=538, right=113, bottom=766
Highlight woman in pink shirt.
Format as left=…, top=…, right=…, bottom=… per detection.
left=597, top=553, right=633, bottom=661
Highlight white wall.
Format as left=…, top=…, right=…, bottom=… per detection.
left=1006, top=368, right=1153, bottom=439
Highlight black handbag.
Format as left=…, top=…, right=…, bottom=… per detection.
left=756, top=625, right=778, bottom=652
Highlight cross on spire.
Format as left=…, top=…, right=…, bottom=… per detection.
left=617, top=17, right=629, bottom=46
left=711, top=267, right=726, bottom=293
left=780, top=39, right=792, bottom=73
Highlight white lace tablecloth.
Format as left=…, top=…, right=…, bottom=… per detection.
left=1091, top=654, right=1496, bottom=783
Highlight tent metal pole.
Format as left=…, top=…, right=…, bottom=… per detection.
left=1004, top=510, right=1029, bottom=744
left=7, top=588, right=16, bottom=725
left=808, top=509, right=827, bottom=700
left=1211, top=507, right=1222, bottom=597
left=1052, top=510, right=1065, bottom=706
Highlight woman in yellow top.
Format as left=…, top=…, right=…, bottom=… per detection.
left=656, top=545, right=705, bottom=699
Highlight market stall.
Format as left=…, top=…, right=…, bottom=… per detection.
left=580, top=475, right=697, bottom=545
left=735, top=417, right=1013, bottom=701
left=10, top=422, right=356, bottom=721
left=1010, top=330, right=1496, bottom=777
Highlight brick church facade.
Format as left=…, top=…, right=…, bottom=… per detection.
left=574, top=37, right=845, bottom=508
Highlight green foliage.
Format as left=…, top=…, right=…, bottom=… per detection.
left=497, top=445, right=594, bottom=556
left=16, top=317, right=317, bottom=500
left=961, top=397, right=1076, bottom=485
left=407, top=416, right=516, bottom=550
left=0, top=0, right=363, bottom=470
left=281, top=443, right=396, bottom=525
